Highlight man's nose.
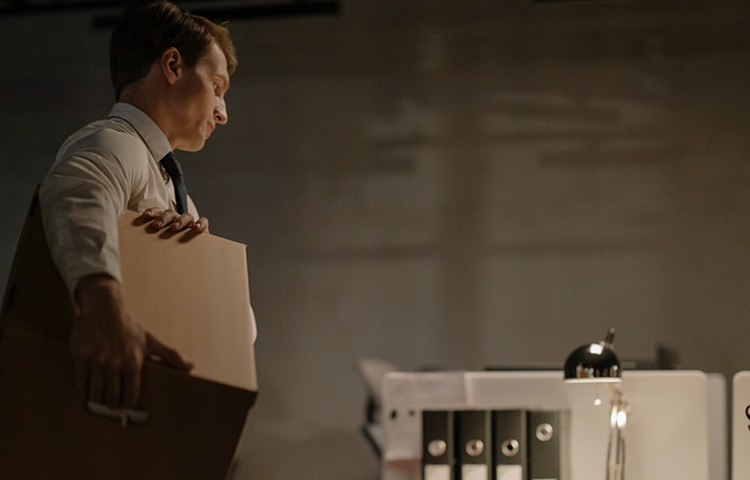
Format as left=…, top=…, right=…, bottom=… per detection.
left=215, top=98, right=228, bottom=125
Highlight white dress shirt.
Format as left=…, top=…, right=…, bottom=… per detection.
left=40, top=102, right=198, bottom=295
left=40, top=102, right=257, bottom=345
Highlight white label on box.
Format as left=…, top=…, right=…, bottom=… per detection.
left=462, top=464, right=488, bottom=480
left=497, top=465, right=523, bottom=480
left=424, top=465, right=451, bottom=480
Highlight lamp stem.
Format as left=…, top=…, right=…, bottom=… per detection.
left=604, top=327, right=616, bottom=348
left=606, top=383, right=629, bottom=480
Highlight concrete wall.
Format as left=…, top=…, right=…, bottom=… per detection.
left=2, top=0, right=750, bottom=478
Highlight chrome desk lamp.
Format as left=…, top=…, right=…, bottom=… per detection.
left=564, top=328, right=630, bottom=480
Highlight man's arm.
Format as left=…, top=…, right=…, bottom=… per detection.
left=40, top=133, right=207, bottom=409
left=70, top=208, right=208, bottom=408
left=72, top=273, right=194, bottom=408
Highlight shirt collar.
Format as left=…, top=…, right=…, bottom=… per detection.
left=107, top=103, right=173, bottom=161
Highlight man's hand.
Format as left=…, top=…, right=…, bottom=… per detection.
left=72, top=274, right=194, bottom=409
left=141, top=208, right=209, bottom=233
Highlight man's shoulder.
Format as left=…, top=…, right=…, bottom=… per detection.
left=59, top=118, right=149, bottom=163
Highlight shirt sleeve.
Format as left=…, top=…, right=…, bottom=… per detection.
left=39, top=129, right=149, bottom=296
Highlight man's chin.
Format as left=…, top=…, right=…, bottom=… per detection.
left=176, top=139, right=206, bottom=153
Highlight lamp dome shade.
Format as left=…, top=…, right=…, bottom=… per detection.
left=564, top=342, right=621, bottom=382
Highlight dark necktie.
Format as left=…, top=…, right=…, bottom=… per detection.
left=160, top=152, right=188, bottom=215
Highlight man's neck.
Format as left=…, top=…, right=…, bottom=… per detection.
left=118, top=90, right=175, bottom=150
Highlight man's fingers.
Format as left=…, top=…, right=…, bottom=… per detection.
left=152, top=209, right=179, bottom=229
left=141, top=208, right=160, bottom=219
left=192, top=217, right=209, bottom=233
left=146, top=334, right=194, bottom=372
left=141, top=209, right=206, bottom=233
left=170, top=213, right=195, bottom=231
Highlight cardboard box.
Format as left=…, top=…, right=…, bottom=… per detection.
left=0, top=193, right=258, bottom=480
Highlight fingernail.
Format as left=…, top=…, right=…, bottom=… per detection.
left=154, top=221, right=163, bottom=228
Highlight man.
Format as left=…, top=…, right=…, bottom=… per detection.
left=39, top=1, right=244, bottom=410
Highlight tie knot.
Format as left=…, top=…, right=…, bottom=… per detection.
left=161, top=151, right=183, bottom=179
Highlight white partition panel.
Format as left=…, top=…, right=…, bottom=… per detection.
left=382, top=370, right=716, bottom=480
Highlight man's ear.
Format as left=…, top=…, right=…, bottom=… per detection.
left=161, top=47, right=182, bottom=85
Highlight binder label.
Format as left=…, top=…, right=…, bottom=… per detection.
left=424, top=465, right=451, bottom=480
left=462, top=464, right=489, bottom=480
left=497, top=465, right=523, bottom=480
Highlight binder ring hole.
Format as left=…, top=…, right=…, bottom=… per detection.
left=501, top=439, right=520, bottom=457
left=465, top=439, right=484, bottom=457
left=535, top=423, right=554, bottom=442
left=428, top=439, right=447, bottom=457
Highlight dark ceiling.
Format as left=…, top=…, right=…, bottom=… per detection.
left=0, top=0, right=340, bottom=28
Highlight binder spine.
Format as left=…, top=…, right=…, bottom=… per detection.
left=423, top=410, right=455, bottom=480
left=528, top=411, right=561, bottom=480
left=493, top=410, right=528, bottom=480
left=456, top=410, right=491, bottom=480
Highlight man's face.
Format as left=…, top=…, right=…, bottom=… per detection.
left=171, top=41, right=230, bottom=152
